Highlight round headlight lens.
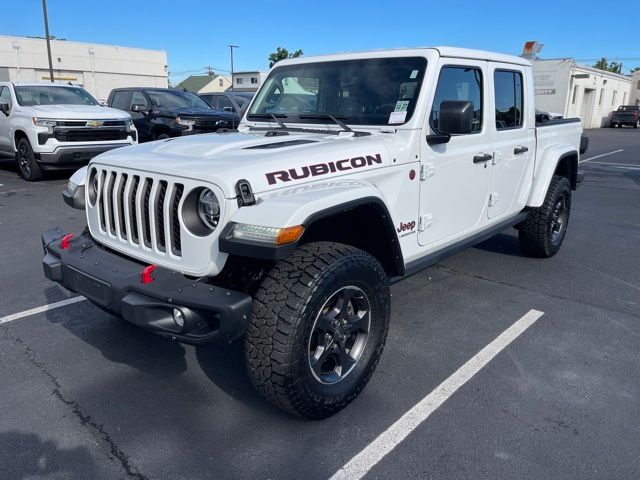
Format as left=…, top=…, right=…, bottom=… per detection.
left=197, top=188, right=220, bottom=230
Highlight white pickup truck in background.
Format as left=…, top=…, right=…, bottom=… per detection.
left=0, top=82, right=137, bottom=181
left=44, top=47, right=584, bottom=419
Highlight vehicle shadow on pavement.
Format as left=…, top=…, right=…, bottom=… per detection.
left=195, top=340, right=286, bottom=415
left=473, top=231, right=522, bottom=257
left=0, top=431, right=96, bottom=480
left=43, top=286, right=189, bottom=377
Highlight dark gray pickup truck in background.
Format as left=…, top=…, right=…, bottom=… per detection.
left=610, top=105, right=640, bottom=128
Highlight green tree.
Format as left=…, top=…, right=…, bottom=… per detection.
left=629, top=66, right=640, bottom=73
left=268, top=47, right=303, bottom=68
left=592, top=57, right=622, bottom=74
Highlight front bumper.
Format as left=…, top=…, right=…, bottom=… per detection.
left=41, top=228, right=252, bottom=345
left=37, top=143, right=134, bottom=168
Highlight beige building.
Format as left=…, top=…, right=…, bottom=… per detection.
left=174, top=74, right=231, bottom=93
left=629, top=70, right=640, bottom=105
left=533, top=59, right=632, bottom=128
left=232, top=71, right=267, bottom=92
left=0, top=35, right=168, bottom=102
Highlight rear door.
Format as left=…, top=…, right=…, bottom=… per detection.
left=0, top=86, right=13, bottom=153
left=487, top=64, right=535, bottom=219
left=419, top=59, right=492, bottom=247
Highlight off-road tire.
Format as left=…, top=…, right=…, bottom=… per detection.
left=519, top=175, right=571, bottom=258
left=16, top=137, right=43, bottom=181
left=245, top=241, right=390, bottom=419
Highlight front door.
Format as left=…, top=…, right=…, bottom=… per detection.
left=418, top=59, right=492, bottom=247
left=0, top=86, right=13, bottom=154
left=487, top=64, right=535, bottom=219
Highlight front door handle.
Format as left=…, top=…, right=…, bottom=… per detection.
left=473, top=153, right=493, bottom=164
left=514, top=146, right=529, bottom=155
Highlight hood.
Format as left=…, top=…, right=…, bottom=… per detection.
left=27, top=104, right=131, bottom=120
left=157, top=106, right=238, bottom=120
left=91, top=130, right=393, bottom=198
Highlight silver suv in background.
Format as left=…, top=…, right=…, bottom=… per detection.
left=0, top=82, right=137, bottom=181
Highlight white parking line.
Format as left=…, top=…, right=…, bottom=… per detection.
left=0, top=296, right=87, bottom=326
left=586, top=161, right=640, bottom=169
left=579, top=149, right=624, bottom=164
left=330, top=309, right=545, bottom=480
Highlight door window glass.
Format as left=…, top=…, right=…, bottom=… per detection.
left=0, top=86, right=11, bottom=108
left=494, top=70, right=523, bottom=130
left=430, top=66, right=483, bottom=133
left=111, top=90, right=130, bottom=111
left=131, top=91, right=148, bottom=109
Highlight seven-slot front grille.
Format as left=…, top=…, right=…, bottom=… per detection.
left=54, top=128, right=128, bottom=142
left=95, top=168, right=184, bottom=257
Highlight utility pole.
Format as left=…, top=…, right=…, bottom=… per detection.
left=42, top=0, right=55, bottom=82
left=229, top=45, right=238, bottom=91
left=205, top=66, right=214, bottom=76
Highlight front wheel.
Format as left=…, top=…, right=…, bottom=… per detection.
left=518, top=175, right=572, bottom=258
left=16, top=137, right=43, bottom=181
left=245, top=242, right=390, bottom=419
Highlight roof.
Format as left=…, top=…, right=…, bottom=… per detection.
left=175, top=75, right=225, bottom=92
left=276, top=46, right=531, bottom=67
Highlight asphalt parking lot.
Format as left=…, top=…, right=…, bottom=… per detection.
left=0, top=128, right=639, bottom=480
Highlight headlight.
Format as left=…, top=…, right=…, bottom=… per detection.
left=125, top=118, right=136, bottom=131
left=227, top=223, right=304, bottom=245
left=176, top=116, right=195, bottom=126
left=32, top=117, right=57, bottom=127
left=197, top=189, right=220, bottom=229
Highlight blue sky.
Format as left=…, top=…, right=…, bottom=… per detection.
left=5, top=0, right=640, bottom=84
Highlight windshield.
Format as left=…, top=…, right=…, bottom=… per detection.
left=147, top=90, right=211, bottom=109
left=15, top=86, right=99, bottom=107
left=248, top=57, right=427, bottom=125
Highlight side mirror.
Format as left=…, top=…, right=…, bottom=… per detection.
left=0, top=101, right=10, bottom=115
left=438, top=100, right=474, bottom=134
left=131, top=104, right=149, bottom=114
left=223, top=106, right=234, bottom=112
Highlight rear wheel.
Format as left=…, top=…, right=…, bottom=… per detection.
left=634, top=121, right=638, bottom=129
left=16, top=137, right=43, bottom=181
left=518, top=175, right=571, bottom=258
left=245, top=242, right=390, bottom=419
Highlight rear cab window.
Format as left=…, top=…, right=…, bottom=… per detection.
left=494, top=70, right=524, bottom=130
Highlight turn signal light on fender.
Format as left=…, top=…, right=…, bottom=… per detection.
left=141, top=265, right=157, bottom=284
left=276, top=225, right=305, bottom=245
left=60, top=234, right=75, bottom=250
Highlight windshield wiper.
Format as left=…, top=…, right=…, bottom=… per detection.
left=298, top=114, right=354, bottom=134
left=246, top=113, right=289, bottom=129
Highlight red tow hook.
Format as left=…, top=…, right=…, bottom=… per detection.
left=140, top=265, right=157, bottom=284
left=60, top=233, right=75, bottom=250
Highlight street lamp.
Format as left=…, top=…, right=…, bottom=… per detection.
left=88, top=47, right=96, bottom=95
left=42, top=0, right=55, bottom=82
left=12, top=42, right=20, bottom=82
left=229, top=45, right=239, bottom=91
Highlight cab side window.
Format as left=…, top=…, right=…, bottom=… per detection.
left=110, top=90, right=130, bottom=111
left=0, top=86, right=11, bottom=109
left=130, top=91, right=148, bottom=110
left=494, top=70, right=523, bottom=130
left=430, top=66, right=483, bottom=134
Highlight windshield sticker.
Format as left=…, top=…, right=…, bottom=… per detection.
left=410, top=69, right=419, bottom=79
left=388, top=111, right=407, bottom=124
left=394, top=100, right=410, bottom=112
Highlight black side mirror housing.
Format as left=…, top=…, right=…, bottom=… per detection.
left=438, top=100, right=474, bottom=134
left=0, top=101, right=10, bottom=115
left=223, top=106, right=234, bottom=112
left=131, top=104, right=149, bottom=114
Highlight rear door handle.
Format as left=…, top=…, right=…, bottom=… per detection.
left=473, top=153, right=493, bottom=163
left=514, top=146, right=529, bottom=155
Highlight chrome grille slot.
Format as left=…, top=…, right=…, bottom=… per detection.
left=92, top=168, right=186, bottom=259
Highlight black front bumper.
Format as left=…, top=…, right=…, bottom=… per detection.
left=41, top=228, right=252, bottom=345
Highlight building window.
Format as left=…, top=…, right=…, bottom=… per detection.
left=637, top=80, right=640, bottom=90
left=571, top=85, right=578, bottom=104
left=236, top=77, right=243, bottom=85
left=623, top=92, right=627, bottom=104
left=598, top=89, right=604, bottom=106
left=219, top=79, right=223, bottom=87
left=251, top=77, right=258, bottom=84
left=612, top=90, right=617, bottom=106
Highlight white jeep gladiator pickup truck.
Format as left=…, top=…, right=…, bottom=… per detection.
left=42, top=47, right=584, bottom=419
left=0, top=82, right=137, bottom=181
